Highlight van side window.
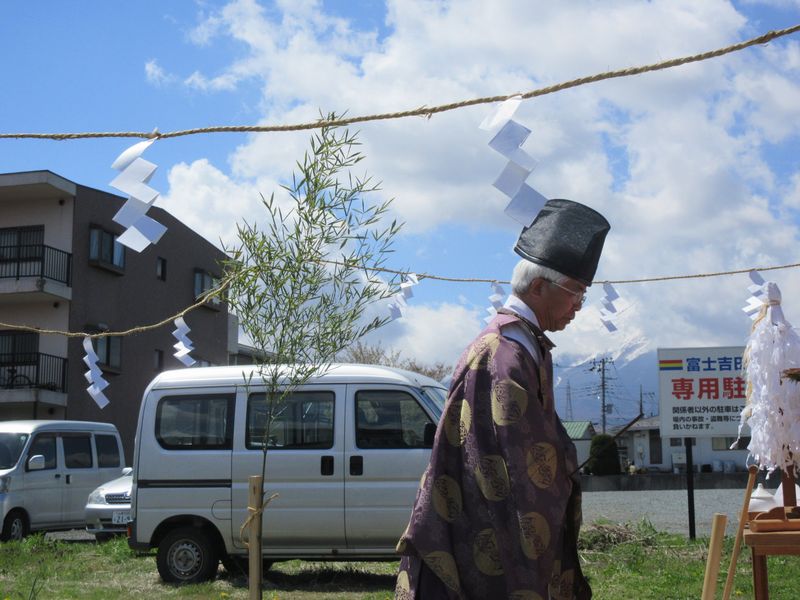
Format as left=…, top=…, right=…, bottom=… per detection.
left=95, top=434, right=121, bottom=467
left=356, top=390, right=433, bottom=449
left=247, top=391, right=334, bottom=450
left=27, top=434, right=56, bottom=470
left=156, top=394, right=234, bottom=450
left=63, top=434, right=93, bottom=469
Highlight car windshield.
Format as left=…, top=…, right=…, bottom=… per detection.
left=0, top=433, right=29, bottom=469
left=421, top=386, right=447, bottom=417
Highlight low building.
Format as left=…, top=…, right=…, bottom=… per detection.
left=562, top=420, right=596, bottom=467
left=615, top=415, right=749, bottom=473
left=0, top=170, right=236, bottom=462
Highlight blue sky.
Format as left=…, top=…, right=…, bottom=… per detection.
left=2, top=0, right=800, bottom=379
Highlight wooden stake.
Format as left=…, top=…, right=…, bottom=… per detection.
left=781, top=467, right=796, bottom=507
left=721, top=465, right=758, bottom=600
left=702, top=513, right=728, bottom=600
left=248, top=475, right=264, bottom=600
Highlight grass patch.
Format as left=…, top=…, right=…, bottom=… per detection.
left=0, top=525, right=798, bottom=599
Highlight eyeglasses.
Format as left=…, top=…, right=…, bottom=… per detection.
left=547, top=280, right=587, bottom=306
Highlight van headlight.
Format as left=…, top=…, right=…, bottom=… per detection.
left=0, top=475, right=10, bottom=494
left=88, top=488, right=107, bottom=504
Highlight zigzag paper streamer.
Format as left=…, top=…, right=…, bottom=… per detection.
left=481, top=98, right=547, bottom=225
left=172, top=317, right=196, bottom=367
left=599, top=282, right=620, bottom=333
left=743, top=270, right=767, bottom=320
left=484, top=282, right=507, bottom=325
left=387, top=274, right=419, bottom=322
left=109, top=137, right=167, bottom=252
left=82, top=337, right=109, bottom=409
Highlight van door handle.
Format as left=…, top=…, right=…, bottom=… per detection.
left=320, top=455, right=334, bottom=476
left=349, top=455, right=363, bottom=476
left=65, top=474, right=71, bottom=484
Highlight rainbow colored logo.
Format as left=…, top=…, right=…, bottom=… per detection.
left=659, top=359, right=683, bottom=371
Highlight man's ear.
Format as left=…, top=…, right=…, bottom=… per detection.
left=528, top=277, right=548, bottom=299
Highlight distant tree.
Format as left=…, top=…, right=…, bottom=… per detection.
left=585, top=434, right=622, bottom=476
left=341, top=340, right=452, bottom=382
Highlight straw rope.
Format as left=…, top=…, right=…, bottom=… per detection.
left=0, top=260, right=796, bottom=338
left=0, top=23, right=797, bottom=141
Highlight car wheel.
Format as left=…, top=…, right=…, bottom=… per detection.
left=0, top=510, right=28, bottom=542
left=156, top=527, right=219, bottom=584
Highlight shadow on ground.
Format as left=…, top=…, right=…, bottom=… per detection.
left=221, top=564, right=396, bottom=592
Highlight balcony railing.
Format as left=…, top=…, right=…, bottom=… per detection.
left=0, top=245, right=72, bottom=286
left=0, top=353, right=68, bottom=393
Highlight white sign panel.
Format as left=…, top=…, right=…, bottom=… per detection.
left=658, top=346, right=747, bottom=438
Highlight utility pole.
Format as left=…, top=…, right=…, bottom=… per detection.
left=565, top=380, right=573, bottom=421
left=639, top=384, right=644, bottom=416
left=591, top=357, right=611, bottom=434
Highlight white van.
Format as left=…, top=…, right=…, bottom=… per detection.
left=128, top=364, right=446, bottom=584
left=0, top=420, right=126, bottom=541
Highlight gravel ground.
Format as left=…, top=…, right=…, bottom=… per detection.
left=582, top=489, right=751, bottom=537
left=45, top=488, right=756, bottom=543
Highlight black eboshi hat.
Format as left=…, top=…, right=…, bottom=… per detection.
left=514, top=198, right=610, bottom=286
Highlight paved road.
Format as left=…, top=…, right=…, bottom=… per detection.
left=582, top=488, right=751, bottom=537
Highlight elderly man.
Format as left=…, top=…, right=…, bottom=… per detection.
left=396, top=199, right=610, bottom=600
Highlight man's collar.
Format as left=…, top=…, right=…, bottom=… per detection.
left=501, top=295, right=555, bottom=351
left=503, top=294, right=540, bottom=328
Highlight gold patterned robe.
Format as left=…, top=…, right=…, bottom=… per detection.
left=395, top=311, right=590, bottom=599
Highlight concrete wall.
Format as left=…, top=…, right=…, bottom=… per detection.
left=580, top=471, right=771, bottom=492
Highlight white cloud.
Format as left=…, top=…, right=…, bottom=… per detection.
left=157, top=159, right=267, bottom=249
left=144, top=59, right=173, bottom=86
left=153, top=1, right=800, bottom=366
left=360, top=302, right=482, bottom=366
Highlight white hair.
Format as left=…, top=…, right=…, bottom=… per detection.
left=510, top=259, right=570, bottom=296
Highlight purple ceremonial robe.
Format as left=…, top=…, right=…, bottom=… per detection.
left=395, top=311, right=591, bottom=600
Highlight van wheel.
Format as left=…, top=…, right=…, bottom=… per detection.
left=156, top=527, right=219, bottom=584
left=0, top=510, right=28, bottom=542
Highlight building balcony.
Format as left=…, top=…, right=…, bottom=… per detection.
left=0, top=353, right=68, bottom=394
left=0, top=245, right=72, bottom=301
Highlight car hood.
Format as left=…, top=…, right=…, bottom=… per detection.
left=93, top=474, right=132, bottom=495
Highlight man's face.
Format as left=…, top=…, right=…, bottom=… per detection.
left=534, top=278, right=586, bottom=332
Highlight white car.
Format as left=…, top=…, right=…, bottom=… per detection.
left=85, top=470, right=132, bottom=541
left=0, top=420, right=126, bottom=541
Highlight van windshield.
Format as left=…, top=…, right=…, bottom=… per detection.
left=0, top=433, right=29, bottom=469
left=421, top=386, right=447, bottom=418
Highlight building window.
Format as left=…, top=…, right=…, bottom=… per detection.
left=154, top=349, right=164, bottom=372
left=0, top=331, right=38, bottom=366
left=194, top=269, right=221, bottom=305
left=0, top=225, right=44, bottom=261
left=89, top=227, right=125, bottom=271
left=670, top=438, right=696, bottom=447
left=94, top=336, right=122, bottom=369
left=156, top=257, right=167, bottom=281
left=712, top=436, right=750, bottom=451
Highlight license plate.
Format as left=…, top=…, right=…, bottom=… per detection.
left=111, top=510, right=130, bottom=525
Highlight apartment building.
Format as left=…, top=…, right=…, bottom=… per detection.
left=0, top=170, right=236, bottom=462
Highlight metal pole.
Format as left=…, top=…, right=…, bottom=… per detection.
left=685, top=437, right=696, bottom=540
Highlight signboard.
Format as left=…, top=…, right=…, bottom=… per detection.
left=658, top=346, right=747, bottom=438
